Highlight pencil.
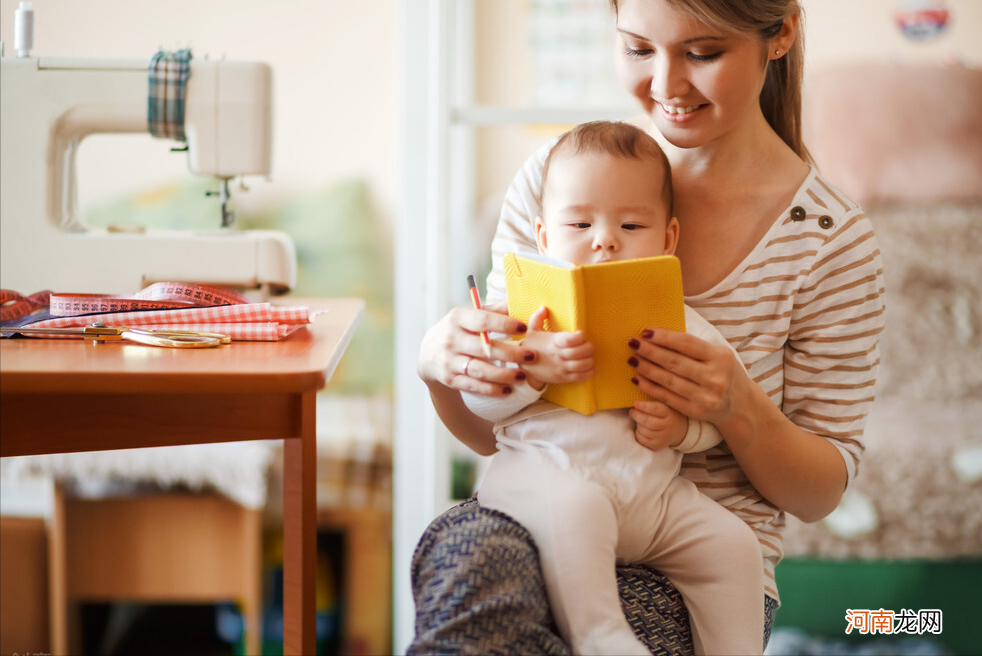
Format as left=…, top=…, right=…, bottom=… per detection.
left=467, top=274, right=493, bottom=359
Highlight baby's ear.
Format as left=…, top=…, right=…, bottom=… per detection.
left=664, top=216, right=680, bottom=256
left=534, top=216, right=548, bottom=253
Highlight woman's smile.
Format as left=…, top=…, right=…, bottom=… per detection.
left=656, top=101, right=708, bottom=122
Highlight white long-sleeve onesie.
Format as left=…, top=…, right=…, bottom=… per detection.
left=464, top=306, right=765, bottom=656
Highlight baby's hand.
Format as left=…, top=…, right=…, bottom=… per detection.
left=520, top=306, right=594, bottom=389
left=630, top=400, right=687, bottom=451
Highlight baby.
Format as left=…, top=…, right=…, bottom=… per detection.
left=464, top=121, right=764, bottom=655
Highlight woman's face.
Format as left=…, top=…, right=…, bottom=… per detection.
left=614, top=0, right=771, bottom=150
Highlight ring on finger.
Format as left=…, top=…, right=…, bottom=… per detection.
left=464, top=355, right=474, bottom=377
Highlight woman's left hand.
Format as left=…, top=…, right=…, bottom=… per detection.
left=628, top=328, right=747, bottom=429
left=630, top=328, right=853, bottom=523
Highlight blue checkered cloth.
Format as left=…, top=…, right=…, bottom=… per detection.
left=409, top=497, right=777, bottom=655
left=148, top=49, right=192, bottom=141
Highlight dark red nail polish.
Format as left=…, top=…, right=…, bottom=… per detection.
left=524, top=350, right=536, bottom=362
left=631, top=377, right=639, bottom=386
left=515, top=371, right=527, bottom=381
left=628, top=339, right=640, bottom=350
left=628, top=357, right=639, bottom=368
left=516, top=323, right=528, bottom=333
left=503, top=386, right=513, bottom=395
left=642, top=329, right=654, bottom=339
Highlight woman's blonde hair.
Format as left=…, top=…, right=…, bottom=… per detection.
left=609, top=0, right=811, bottom=162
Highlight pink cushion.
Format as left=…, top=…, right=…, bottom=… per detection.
left=803, top=63, right=982, bottom=204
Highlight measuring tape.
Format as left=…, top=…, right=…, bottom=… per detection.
left=0, top=289, right=51, bottom=322
left=2, top=283, right=251, bottom=320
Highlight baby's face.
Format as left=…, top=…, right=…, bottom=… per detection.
left=536, top=151, right=677, bottom=265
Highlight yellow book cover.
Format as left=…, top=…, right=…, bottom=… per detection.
left=504, top=252, right=686, bottom=415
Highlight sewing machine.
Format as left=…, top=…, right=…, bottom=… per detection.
left=0, top=39, right=296, bottom=295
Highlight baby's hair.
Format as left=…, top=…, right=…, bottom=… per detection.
left=541, top=120, right=673, bottom=215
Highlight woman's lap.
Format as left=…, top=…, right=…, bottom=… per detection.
left=408, top=497, right=777, bottom=655
left=408, top=497, right=570, bottom=655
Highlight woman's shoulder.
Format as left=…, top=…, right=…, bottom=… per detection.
left=489, top=137, right=562, bottom=300
left=499, top=138, right=559, bottom=210
left=794, top=167, right=869, bottom=225
left=513, top=137, right=559, bottom=184
left=697, top=167, right=880, bottom=301
left=767, top=166, right=877, bottom=254
left=754, top=167, right=882, bottom=294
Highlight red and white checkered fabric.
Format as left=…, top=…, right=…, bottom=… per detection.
left=23, top=303, right=323, bottom=341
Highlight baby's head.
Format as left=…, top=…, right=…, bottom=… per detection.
left=536, top=121, right=678, bottom=265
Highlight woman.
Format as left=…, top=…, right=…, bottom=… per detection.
left=412, top=0, right=884, bottom=653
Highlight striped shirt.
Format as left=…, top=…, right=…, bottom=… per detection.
left=486, top=141, right=885, bottom=602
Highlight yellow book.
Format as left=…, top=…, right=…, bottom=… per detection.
left=504, top=252, right=686, bottom=415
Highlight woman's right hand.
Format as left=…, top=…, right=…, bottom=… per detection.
left=417, top=301, right=532, bottom=397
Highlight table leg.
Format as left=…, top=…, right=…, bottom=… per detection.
left=244, top=507, right=263, bottom=656
left=49, top=482, right=67, bottom=655
left=282, top=392, right=317, bottom=655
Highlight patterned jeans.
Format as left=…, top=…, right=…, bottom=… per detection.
left=408, top=497, right=777, bottom=655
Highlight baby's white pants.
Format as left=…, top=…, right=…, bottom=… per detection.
left=479, top=445, right=765, bottom=655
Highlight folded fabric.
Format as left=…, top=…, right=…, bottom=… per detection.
left=22, top=303, right=324, bottom=342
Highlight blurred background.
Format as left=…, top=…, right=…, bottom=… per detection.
left=1, top=1, right=979, bottom=655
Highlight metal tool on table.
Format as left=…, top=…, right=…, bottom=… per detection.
left=0, top=322, right=230, bottom=348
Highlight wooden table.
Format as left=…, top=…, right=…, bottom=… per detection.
left=0, top=297, right=364, bottom=656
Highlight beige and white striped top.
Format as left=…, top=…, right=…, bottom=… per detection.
left=486, top=141, right=886, bottom=602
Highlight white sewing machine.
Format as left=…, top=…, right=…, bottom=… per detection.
left=0, top=12, right=296, bottom=296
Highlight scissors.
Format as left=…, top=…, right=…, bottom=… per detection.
left=0, top=322, right=230, bottom=348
